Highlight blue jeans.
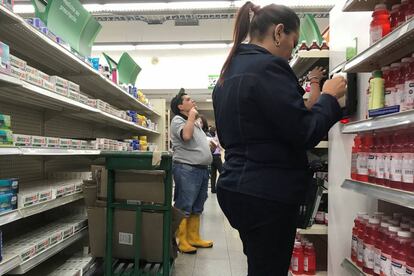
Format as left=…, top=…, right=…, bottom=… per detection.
left=173, top=163, right=209, bottom=216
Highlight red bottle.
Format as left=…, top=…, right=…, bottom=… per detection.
left=402, top=131, right=414, bottom=192
left=358, top=215, right=370, bottom=267
left=391, top=4, right=401, bottom=31
left=374, top=222, right=391, bottom=276
left=389, top=133, right=403, bottom=189
left=406, top=240, right=414, bottom=275
left=368, top=134, right=378, bottom=183
left=398, top=0, right=409, bottom=27
left=352, top=213, right=367, bottom=262
left=391, top=231, right=412, bottom=275
left=391, top=63, right=403, bottom=108
left=399, top=58, right=411, bottom=111
left=352, top=135, right=362, bottom=180
left=304, top=242, right=316, bottom=275
left=357, top=135, right=370, bottom=182
left=291, top=242, right=304, bottom=274
left=407, top=0, right=414, bottom=21
left=364, top=218, right=380, bottom=274
left=384, top=134, right=393, bottom=187
left=375, top=134, right=386, bottom=185
left=404, top=55, right=414, bottom=111
left=370, top=4, right=391, bottom=45
left=381, top=226, right=402, bottom=276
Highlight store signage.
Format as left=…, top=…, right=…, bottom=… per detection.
left=208, top=74, right=219, bottom=89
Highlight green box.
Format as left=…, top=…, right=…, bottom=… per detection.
left=0, top=129, right=13, bottom=146
left=0, top=114, right=11, bottom=129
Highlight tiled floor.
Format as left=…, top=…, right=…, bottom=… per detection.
left=172, top=193, right=248, bottom=276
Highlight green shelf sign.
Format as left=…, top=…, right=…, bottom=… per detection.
left=103, top=52, right=142, bottom=85
left=31, top=0, right=102, bottom=57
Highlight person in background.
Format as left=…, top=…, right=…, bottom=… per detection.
left=170, top=88, right=214, bottom=254
left=209, top=126, right=223, bottom=194
left=213, top=2, right=346, bottom=275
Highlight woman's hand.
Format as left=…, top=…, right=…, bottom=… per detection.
left=307, top=67, right=326, bottom=82
left=323, top=76, right=347, bottom=99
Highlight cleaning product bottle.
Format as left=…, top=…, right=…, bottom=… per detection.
left=304, top=243, right=316, bottom=275
left=375, top=134, right=386, bottom=186
left=384, top=133, right=392, bottom=187
left=351, top=135, right=362, bottom=180
left=385, top=65, right=397, bottom=107
left=381, top=226, right=402, bottom=276
left=358, top=215, right=370, bottom=268
left=291, top=242, right=304, bottom=274
left=363, top=217, right=380, bottom=274
left=375, top=222, right=391, bottom=276
left=391, top=231, right=412, bottom=275
left=357, top=135, right=369, bottom=182
left=391, top=63, right=402, bottom=108
left=404, top=55, right=414, bottom=111
left=391, top=4, right=401, bottom=31
left=370, top=4, right=391, bottom=45
left=368, top=134, right=378, bottom=183
left=402, top=131, right=414, bottom=192
left=371, top=70, right=385, bottom=110
left=389, top=132, right=403, bottom=190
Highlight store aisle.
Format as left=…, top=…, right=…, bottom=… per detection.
left=173, top=194, right=248, bottom=276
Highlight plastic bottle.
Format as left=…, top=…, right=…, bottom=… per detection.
left=304, top=242, right=316, bottom=275
left=391, top=63, right=403, bottom=108
left=375, top=222, right=391, bottom=276
left=309, top=40, right=320, bottom=51
left=391, top=231, right=412, bottom=275
left=370, top=4, right=391, bottom=45
left=398, top=0, right=409, bottom=27
left=398, top=58, right=411, bottom=111
left=405, top=55, right=414, bottom=111
left=298, top=41, right=308, bottom=52
left=385, top=65, right=397, bottom=107
left=353, top=212, right=367, bottom=262
left=291, top=242, right=304, bottom=274
left=357, top=135, right=370, bottom=182
left=364, top=218, right=381, bottom=274
left=375, top=134, right=386, bottom=185
left=368, top=134, right=378, bottom=183
left=381, top=226, right=401, bottom=276
left=391, top=4, right=401, bottom=31
left=320, top=40, right=329, bottom=51
left=371, top=71, right=385, bottom=110
left=406, top=240, right=414, bottom=275
left=384, top=134, right=392, bottom=187
left=352, top=135, right=362, bottom=180
left=358, top=215, right=370, bottom=267
left=390, top=132, right=404, bottom=190
left=402, top=131, right=414, bottom=191
left=407, top=0, right=414, bottom=21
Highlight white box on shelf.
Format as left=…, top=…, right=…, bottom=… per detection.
left=35, top=236, right=50, bottom=254
left=79, top=94, right=89, bottom=105
left=25, top=65, right=38, bottom=76
left=55, top=85, right=69, bottom=97
left=13, top=134, right=32, bottom=147
left=11, top=66, right=28, bottom=80
left=37, top=70, right=50, bottom=82
left=42, top=79, right=56, bottom=92
left=97, top=100, right=107, bottom=111
left=68, top=81, right=80, bottom=92
left=59, top=138, right=72, bottom=148
left=18, top=190, right=39, bottom=208
left=50, top=76, right=69, bottom=88
left=48, top=229, right=63, bottom=246
left=26, top=73, right=43, bottom=87
left=71, top=139, right=82, bottom=149
left=10, top=55, right=27, bottom=70
left=87, top=99, right=97, bottom=108
left=31, top=136, right=47, bottom=147
left=68, top=90, right=80, bottom=102
left=46, top=137, right=60, bottom=148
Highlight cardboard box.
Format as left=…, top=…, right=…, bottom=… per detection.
left=46, top=137, right=60, bottom=148
left=42, top=79, right=56, bottom=92
left=13, top=134, right=31, bottom=146
left=55, top=85, right=69, bottom=97
left=87, top=207, right=168, bottom=262
left=31, top=135, right=46, bottom=147
left=79, top=94, right=89, bottom=105
left=26, top=73, right=43, bottom=87
left=68, top=91, right=80, bottom=102
left=68, top=81, right=80, bottom=92
left=0, top=193, right=17, bottom=213
left=0, top=178, right=18, bottom=195
left=25, top=65, right=38, bottom=76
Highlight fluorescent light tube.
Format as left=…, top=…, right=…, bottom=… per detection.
left=92, top=43, right=231, bottom=51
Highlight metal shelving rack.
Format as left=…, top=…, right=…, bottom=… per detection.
left=341, top=258, right=368, bottom=276
left=290, top=50, right=330, bottom=77
left=298, top=224, right=328, bottom=235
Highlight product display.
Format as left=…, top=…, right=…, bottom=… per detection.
left=0, top=41, right=11, bottom=75
left=290, top=236, right=317, bottom=275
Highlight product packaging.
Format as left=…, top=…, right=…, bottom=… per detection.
left=96, top=100, right=107, bottom=111
left=79, top=94, right=89, bottom=105
left=17, top=190, right=39, bottom=208
left=13, top=134, right=31, bottom=147
left=0, top=129, right=13, bottom=146
left=46, top=137, right=60, bottom=148
left=31, top=136, right=46, bottom=147
left=10, top=55, right=26, bottom=70
left=88, top=99, right=97, bottom=108
left=59, top=138, right=72, bottom=148
left=25, top=65, right=38, bottom=76
left=55, top=85, right=69, bottom=97
left=26, top=73, right=43, bottom=87
left=11, top=66, right=27, bottom=80
left=26, top=18, right=45, bottom=30
left=0, top=193, right=17, bottom=213
left=68, top=81, right=80, bottom=93
left=71, top=139, right=82, bottom=149
left=37, top=70, right=50, bottom=82
left=0, top=178, right=18, bottom=195
left=50, top=76, right=69, bottom=89
left=0, top=114, right=11, bottom=129
left=39, top=27, right=58, bottom=43
left=42, top=79, right=56, bottom=92
left=0, top=41, right=11, bottom=75
left=1, top=0, right=14, bottom=10
left=68, top=91, right=80, bottom=102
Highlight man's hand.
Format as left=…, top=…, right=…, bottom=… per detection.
left=189, top=107, right=199, bottom=120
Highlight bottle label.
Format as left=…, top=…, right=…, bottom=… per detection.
left=407, top=265, right=414, bottom=275
left=385, top=87, right=396, bottom=107
left=370, top=26, right=383, bottom=45
left=396, top=84, right=404, bottom=108
left=358, top=238, right=364, bottom=263
left=304, top=256, right=309, bottom=272
left=368, top=153, right=377, bottom=177
left=391, top=259, right=406, bottom=276
left=291, top=256, right=299, bottom=272
left=405, top=80, right=414, bottom=110
left=352, top=235, right=358, bottom=256
left=352, top=153, right=358, bottom=174
left=357, top=153, right=368, bottom=175
left=390, top=153, right=402, bottom=181
left=364, top=243, right=375, bottom=269
left=385, top=154, right=391, bottom=180
left=402, top=152, right=414, bottom=183
left=381, top=253, right=392, bottom=276
left=374, top=247, right=382, bottom=274
left=377, top=154, right=386, bottom=179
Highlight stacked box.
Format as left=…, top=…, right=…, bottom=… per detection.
left=87, top=99, right=97, bottom=108
left=31, top=136, right=46, bottom=147
left=37, top=70, right=50, bottom=82
left=71, top=139, right=82, bottom=149
left=46, top=137, right=60, bottom=148
left=25, top=65, right=38, bottom=76
left=55, top=85, right=69, bottom=97
left=68, top=81, right=80, bottom=93
left=59, top=138, right=72, bottom=148
left=0, top=41, right=11, bottom=75
left=13, top=134, right=31, bottom=146
left=0, top=129, right=13, bottom=146
left=79, top=94, right=89, bottom=105
left=50, top=76, right=69, bottom=96
left=10, top=66, right=27, bottom=80
left=68, top=90, right=80, bottom=102
left=10, top=55, right=27, bottom=70
left=0, top=178, right=18, bottom=195
left=26, top=73, right=43, bottom=87
left=0, top=193, right=17, bottom=212
left=96, top=100, right=107, bottom=111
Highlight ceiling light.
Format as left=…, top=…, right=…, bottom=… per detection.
left=92, top=43, right=231, bottom=51
left=92, top=44, right=136, bottom=51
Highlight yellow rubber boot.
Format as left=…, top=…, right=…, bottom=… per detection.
left=176, top=218, right=197, bottom=254
left=187, top=214, right=213, bottom=248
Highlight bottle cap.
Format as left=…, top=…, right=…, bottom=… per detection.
left=375, top=3, right=387, bottom=10
left=381, top=66, right=390, bottom=71
left=372, top=70, right=383, bottom=78
left=381, top=222, right=391, bottom=228
left=391, top=63, right=401, bottom=68
left=357, top=212, right=368, bottom=217
left=389, top=226, right=402, bottom=232
left=363, top=215, right=370, bottom=221
left=392, top=4, right=401, bottom=10
left=369, top=218, right=380, bottom=224
left=397, top=231, right=412, bottom=238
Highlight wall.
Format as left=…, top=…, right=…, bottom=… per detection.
left=328, top=1, right=377, bottom=275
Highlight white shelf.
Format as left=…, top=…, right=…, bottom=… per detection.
left=343, top=0, right=400, bottom=12
left=0, top=148, right=21, bottom=155
left=289, top=50, right=329, bottom=77
left=298, top=224, right=328, bottom=235
left=341, top=258, right=368, bottom=276
left=0, top=73, right=160, bottom=135
left=344, top=17, right=414, bottom=73
left=7, top=229, right=88, bottom=275
left=19, top=148, right=101, bottom=156
left=46, top=255, right=95, bottom=276
left=315, top=141, right=328, bottom=149
left=0, top=193, right=84, bottom=227
left=0, top=255, right=21, bottom=276
left=342, top=179, right=414, bottom=209
left=288, top=271, right=327, bottom=276
left=342, top=109, right=414, bottom=133
left=0, top=5, right=158, bottom=116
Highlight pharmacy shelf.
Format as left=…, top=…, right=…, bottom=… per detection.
left=344, top=17, right=414, bottom=73
left=298, top=224, right=328, bottom=235
left=0, top=147, right=21, bottom=155
left=0, top=5, right=159, bottom=116
left=341, top=258, right=368, bottom=276
left=288, top=271, right=327, bottom=276
left=7, top=229, right=88, bottom=275
left=45, top=255, right=95, bottom=276
left=342, top=179, right=414, bottom=209
left=0, top=254, right=21, bottom=276
left=19, top=148, right=101, bottom=156
left=0, top=193, right=84, bottom=227
left=342, top=109, right=414, bottom=133
left=343, top=0, right=400, bottom=12
left=289, top=50, right=330, bottom=77
left=0, top=74, right=159, bottom=135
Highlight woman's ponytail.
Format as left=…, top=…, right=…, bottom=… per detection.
left=218, top=1, right=258, bottom=86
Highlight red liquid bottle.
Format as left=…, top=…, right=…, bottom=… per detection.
left=352, top=135, right=362, bottom=180
left=398, top=0, right=409, bottom=27
left=406, top=240, right=414, bottom=275
left=399, top=58, right=411, bottom=111
left=374, top=222, right=391, bottom=276
left=352, top=212, right=367, bottom=262
left=384, top=133, right=393, bottom=187
left=358, top=215, right=370, bottom=268
left=391, top=231, right=412, bottom=275
left=391, top=4, right=401, bottom=31
left=404, top=56, right=414, bottom=111
left=407, top=0, right=414, bottom=21
left=357, top=135, right=370, bottom=182
left=363, top=218, right=380, bottom=274
left=304, top=242, right=316, bottom=275
left=368, top=134, right=378, bottom=183
left=390, top=132, right=404, bottom=190
left=291, top=242, right=304, bottom=275
left=375, top=134, right=386, bottom=185
left=370, top=4, right=391, bottom=45
left=381, top=226, right=401, bottom=276
left=402, top=131, right=414, bottom=192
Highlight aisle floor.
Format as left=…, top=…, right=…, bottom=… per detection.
left=172, top=193, right=248, bottom=276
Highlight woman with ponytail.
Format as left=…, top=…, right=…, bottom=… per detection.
left=213, top=2, right=346, bottom=275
